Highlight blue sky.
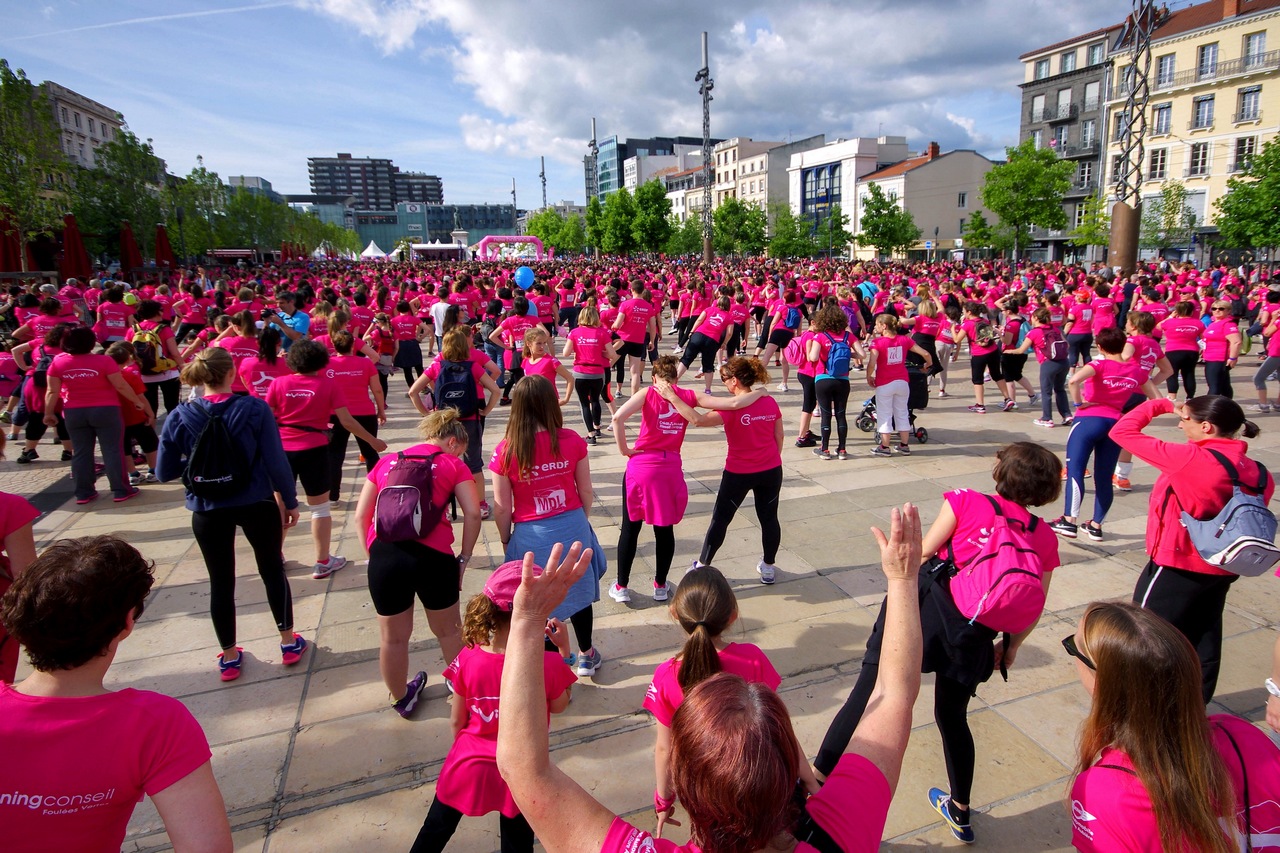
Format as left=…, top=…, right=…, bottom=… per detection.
left=2, top=0, right=1123, bottom=206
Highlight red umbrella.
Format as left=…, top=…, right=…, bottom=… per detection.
left=154, top=224, right=176, bottom=268
left=120, top=221, right=143, bottom=275
left=58, top=213, right=92, bottom=281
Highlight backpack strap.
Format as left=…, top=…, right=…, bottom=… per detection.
left=1206, top=448, right=1268, bottom=495
left=793, top=804, right=844, bottom=853
left=1213, top=721, right=1254, bottom=853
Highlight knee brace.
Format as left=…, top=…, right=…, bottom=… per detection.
left=309, top=504, right=331, bottom=520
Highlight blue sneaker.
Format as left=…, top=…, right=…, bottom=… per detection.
left=928, top=787, right=974, bottom=844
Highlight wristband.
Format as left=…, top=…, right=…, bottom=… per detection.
left=1266, top=677, right=1280, bottom=698
left=654, top=790, right=676, bottom=813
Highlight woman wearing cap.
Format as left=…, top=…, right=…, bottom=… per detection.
left=407, top=558, right=576, bottom=852
left=1203, top=300, right=1242, bottom=398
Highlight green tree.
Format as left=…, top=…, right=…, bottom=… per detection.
left=767, top=203, right=818, bottom=258
left=740, top=204, right=768, bottom=255
left=960, top=210, right=998, bottom=250
left=584, top=196, right=603, bottom=253
left=817, top=204, right=852, bottom=257
left=1215, top=138, right=1280, bottom=250
left=72, top=127, right=165, bottom=258
left=1139, top=180, right=1196, bottom=253
left=599, top=188, right=636, bottom=255
left=1067, top=193, right=1111, bottom=249
left=980, top=139, right=1074, bottom=258
left=712, top=197, right=749, bottom=255
left=664, top=214, right=703, bottom=256
left=856, top=183, right=922, bottom=259
left=523, top=208, right=568, bottom=251
left=558, top=214, right=586, bottom=255
left=218, top=187, right=292, bottom=249
left=166, top=157, right=225, bottom=259
left=631, top=178, right=673, bottom=253
left=0, top=61, right=70, bottom=271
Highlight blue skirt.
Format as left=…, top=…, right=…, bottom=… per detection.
left=505, top=507, right=607, bottom=620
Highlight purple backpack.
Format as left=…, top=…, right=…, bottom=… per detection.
left=374, top=452, right=446, bottom=542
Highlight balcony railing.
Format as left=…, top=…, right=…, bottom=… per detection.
left=1183, top=166, right=1211, bottom=178
left=1188, top=118, right=1214, bottom=131
left=1109, top=48, right=1280, bottom=100
left=1029, top=103, right=1080, bottom=123
left=1229, top=159, right=1254, bottom=173
left=1058, top=141, right=1099, bottom=157
left=1234, top=109, right=1262, bottom=123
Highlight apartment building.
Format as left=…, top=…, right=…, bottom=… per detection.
left=41, top=81, right=124, bottom=170
left=712, top=138, right=783, bottom=207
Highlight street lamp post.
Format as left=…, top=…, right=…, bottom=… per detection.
left=934, top=226, right=940, bottom=264
left=175, top=205, right=188, bottom=265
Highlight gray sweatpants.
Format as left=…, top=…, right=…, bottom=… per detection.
left=64, top=405, right=128, bottom=499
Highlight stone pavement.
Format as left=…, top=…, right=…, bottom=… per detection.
left=9, top=371, right=1280, bottom=852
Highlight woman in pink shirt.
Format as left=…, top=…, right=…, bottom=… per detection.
left=1203, top=299, right=1242, bottom=398
left=173, top=284, right=212, bottom=343
left=45, top=327, right=150, bottom=504
left=495, top=507, right=925, bottom=853
left=212, top=311, right=262, bottom=395
left=1067, top=602, right=1280, bottom=852
left=675, top=294, right=735, bottom=396
left=519, top=326, right=573, bottom=405
left=267, top=340, right=387, bottom=579
left=868, top=314, right=932, bottom=457
left=325, top=331, right=385, bottom=505
left=237, top=326, right=290, bottom=400
left=1252, top=291, right=1280, bottom=412
left=953, top=301, right=1012, bottom=413
left=1157, top=300, right=1203, bottom=400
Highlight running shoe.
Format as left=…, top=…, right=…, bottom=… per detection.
left=1001, top=398, right=1016, bottom=412
left=1112, top=475, right=1132, bottom=492
left=870, top=445, right=893, bottom=457
left=757, top=560, right=777, bottom=585
left=795, top=433, right=818, bottom=448
left=113, top=488, right=141, bottom=503
left=814, top=448, right=833, bottom=460
left=1028, top=393, right=1039, bottom=405
left=687, top=560, right=703, bottom=574
left=499, top=398, right=511, bottom=406
left=653, top=582, right=671, bottom=602
left=140, top=471, right=158, bottom=483
left=393, top=671, right=428, bottom=718
left=586, top=434, right=598, bottom=446
left=608, top=583, right=632, bottom=603
left=966, top=404, right=987, bottom=414
left=576, top=647, right=602, bottom=677
left=927, top=787, right=975, bottom=844
left=479, top=501, right=492, bottom=520
left=280, top=634, right=309, bottom=665
left=1033, top=418, right=1056, bottom=428
left=897, top=443, right=911, bottom=455
left=218, top=648, right=244, bottom=683
left=15, top=449, right=37, bottom=464
left=1081, top=521, right=1104, bottom=542
left=775, top=384, right=790, bottom=393
left=836, top=449, right=848, bottom=461
left=1061, top=467, right=1091, bottom=480
left=312, top=555, right=347, bottom=579
left=60, top=450, right=72, bottom=461
left=1060, top=417, right=1075, bottom=427
left=75, top=492, right=99, bottom=505
left=1048, top=517, right=1079, bottom=539
left=129, top=472, right=144, bottom=487
left=1250, top=403, right=1272, bottom=414
left=329, top=500, right=342, bottom=510
left=0, top=412, right=10, bottom=424
left=936, top=390, right=950, bottom=398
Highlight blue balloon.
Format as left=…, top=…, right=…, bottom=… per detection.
left=514, top=266, right=535, bottom=290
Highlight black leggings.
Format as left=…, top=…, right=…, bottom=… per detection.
left=676, top=316, right=694, bottom=348
left=191, top=501, right=293, bottom=650
left=1066, top=333, right=1093, bottom=368
left=1204, top=360, right=1234, bottom=398
left=144, top=377, right=181, bottom=415
left=409, top=796, right=534, bottom=853
left=1134, top=561, right=1236, bottom=703
left=1166, top=350, right=1198, bottom=397
left=327, top=414, right=380, bottom=501
left=615, top=472, right=674, bottom=588
left=569, top=604, right=593, bottom=652
left=699, top=466, right=783, bottom=566
left=815, top=379, right=850, bottom=452
left=502, top=365, right=525, bottom=401
left=402, top=364, right=423, bottom=388
left=574, top=375, right=606, bottom=433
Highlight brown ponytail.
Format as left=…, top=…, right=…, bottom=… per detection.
left=672, top=567, right=738, bottom=692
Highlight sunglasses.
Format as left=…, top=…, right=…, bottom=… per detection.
left=1212, top=307, right=1229, bottom=312
left=1062, top=634, right=1095, bottom=670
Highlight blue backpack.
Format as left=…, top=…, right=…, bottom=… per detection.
left=823, top=333, right=852, bottom=379
left=784, top=305, right=802, bottom=331
left=1180, top=450, right=1280, bottom=576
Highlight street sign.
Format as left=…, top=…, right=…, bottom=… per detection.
left=924, top=240, right=934, bottom=250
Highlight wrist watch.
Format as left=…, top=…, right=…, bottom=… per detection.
left=1266, top=677, right=1280, bottom=698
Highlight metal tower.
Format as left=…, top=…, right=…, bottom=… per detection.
left=540, top=156, right=547, bottom=210
left=696, top=31, right=714, bottom=263
left=586, top=118, right=600, bottom=204
left=1108, top=0, right=1159, bottom=274
left=511, top=178, right=517, bottom=212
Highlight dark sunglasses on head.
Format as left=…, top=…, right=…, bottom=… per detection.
left=1062, top=634, right=1095, bottom=670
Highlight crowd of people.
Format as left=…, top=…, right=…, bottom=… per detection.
left=1, top=254, right=1280, bottom=852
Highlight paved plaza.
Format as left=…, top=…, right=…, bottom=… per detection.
left=11, top=376, right=1280, bottom=852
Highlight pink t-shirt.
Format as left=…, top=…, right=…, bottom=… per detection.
left=1023, top=326, right=1055, bottom=364
left=1070, top=714, right=1280, bottom=852
left=1157, top=316, right=1203, bottom=352
left=1203, top=318, right=1237, bottom=361
left=489, top=428, right=588, bottom=522
left=871, top=335, right=910, bottom=386
left=693, top=307, right=733, bottom=342
left=567, top=326, right=611, bottom=375
left=960, top=318, right=998, bottom=357
left=1079, top=358, right=1145, bottom=420
left=214, top=334, right=261, bottom=394
left=176, top=296, right=212, bottom=325
left=0, top=352, right=21, bottom=397
left=48, top=353, right=122, bottom=409
left=266, top=373, right=342, bottom=451
left=913, top=315, right=941, bottom=339
left=96, top=302, right=134, bottom=340
left=434, top=646, right=576, bottom=818
left=326, top=354, right=378, bottom=417
left=363, top=443, right=472, bottom=553
left=616, top=297, right=654, bottom=343
left=796, top=330, right=823, bottom=378
left=26, top=313, right=69, bottom=340
left=720, top=395, right=782, bottom=475
left=941, top=490, right=1060, bottom=573
left=1089, top=297, right=1117, bottom=334
left=600, top=752, right=890, bottom=853
left=1126, top=334, right=1165, bottom=376
left=390, top=314, right=420, bottom=341
left=0, top=685, right=211, bottom=853
left=1066, top=300, right=1095, bottom=335
left=237, top=355, right=291, bottom=400
left=522, top=355, right=562, bottom=386
left=634, top=385, right=699, bottom=454
left=497, top=315, right=539, bottom=369
left=642, top=643, right=781, bottom=727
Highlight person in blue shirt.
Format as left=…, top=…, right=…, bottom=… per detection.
left=265, top=292, right=310, bottom=351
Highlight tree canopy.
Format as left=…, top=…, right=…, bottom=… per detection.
left=980, top=139, right=1074, bottom=258
left=630, top=179, right=673, bottom=253
left=767, top=203, right=818, bottom=258
left=856, top=183, right=921, bottom=258
left=71, top=127, right=165, bottom=258
left=1214, top=138, right=1280, bottom=251
left=1139, top=180, right=1196, bottom=253
left=1067, top=193, right=1111, bottom=249
left=0, top=60, right=69, bottom=270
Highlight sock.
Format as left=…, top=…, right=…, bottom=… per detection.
left=1116, top=462, right=1133, bottom=478
left=947, top=800, right=970, bottom=825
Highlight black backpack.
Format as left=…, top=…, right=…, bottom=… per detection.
left=31, top=347, right=54, bottom=391
left=182, top=397, right=256, bottom=500
left=433, top=359, right=479, bottom=417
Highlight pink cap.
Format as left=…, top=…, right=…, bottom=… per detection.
left=484, top=560, right=542, bottom=611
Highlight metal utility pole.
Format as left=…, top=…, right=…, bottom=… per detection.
left=696, top=31, right=714, bottom=264
left=1108, top=0, right=1158, bottom=276
left=511, top=178, right=517, bottom=212
left=587, top=118, right=600, bottom=257
left=540, top=156, right=548, bottom=210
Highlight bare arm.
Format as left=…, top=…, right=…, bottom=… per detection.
left=149, top=762, right=233, bottom=853
left=609, top=387, right=648, bottom=456
left=3, top=522, right=36, bottom=576
left=354, top=480, right=377, bottom=555
left=574, top=456, right=593, bottom=520
left=449, top=690, right=468, bottom=740
left=408, top=374, right=434, bottom=415
left=1068, top=364, right=1097, bottom=405
left=1268, top=634, right=1280, bottom=733
left=556, top=363, right=575, bottom=407
left=335, top=406, right=387, bottom=452
left=492, top=472, right=514, bottom=547
left=454, top=479, right=481, bottom=587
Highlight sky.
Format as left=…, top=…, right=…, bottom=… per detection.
left=2, top=0, right=1130, bottom=207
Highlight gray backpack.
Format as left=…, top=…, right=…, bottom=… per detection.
left=1180, top=450, right=1280, bottom=576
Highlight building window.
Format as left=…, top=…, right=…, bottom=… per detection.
left=1034, top=58, right=1050, bottom=79
left=1149, top=149, right=1168, bottom=180
left=1237, top=86, right=1261, bottom=122
left=1031, top=129, right=1044, bottom=149
left=1114, top=111, right=1131, bottom=142
left=1112, top=154, right=1125, bottom=184
left=1188, top=142, right=1210, bottom=176
left=1053, top=125, right=1069, bottom=149
left=1031, top=93, right=1046, bottom=122
left=60, top=106, right=68, bottom=123
left=1152, top=103, right=1172, bottom=135
left=958, top=191, right=968, bottom=209
left=1245, top=32, right=1267, bottom=67
left=1075, top=203, right=1087, bottom=228
left=1088, top=43, right=1104, bottom=66
left=1061, top=50, right=1077, bottom=73
left=1234, top=136, right=1257, bottom=172
left=1192, top=95, right=1215, bottom=129
left=1084, top=81, right=1100, bottom=111
left=1078, top=160, right=1094, bottom=187
left=73, top=112, right=81, bottom=128
left=1081, top=118, right=1097, bottom=146
left=1197, top=43, right=1219, bottom=80
left=88, top=118, right=94, bottom=135
left=1156, top=53, right=1176, bottom=87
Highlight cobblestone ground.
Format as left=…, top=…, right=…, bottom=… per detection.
left=9, top=359, right=1280, bottom=852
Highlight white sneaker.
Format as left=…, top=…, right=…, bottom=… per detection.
left=653, top=582, right=671, bottom=601
left=757, top=560, right=777, bottom=585
left=608, top=583, right=631, bottom=603
left=686, top=560, right=703, bottom=576
left=775, top=384, right=790, bottom=393
left=312, top=555, right=347, bottom=579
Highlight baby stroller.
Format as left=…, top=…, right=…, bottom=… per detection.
left=855, top=364, right=930, bottom=443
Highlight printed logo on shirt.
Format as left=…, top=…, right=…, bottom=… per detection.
left=1071, top=799, right=1097, bottom=841
left=60, top=369, right=100, bottom=381
left=0, top=787, right=118, bottom=814
left=533, top=488, right=567, bottom=516
left=250, top=372, right=276, bottom=392
left=739, top=412, right=778, bottom=427
left=885, top=347, right=903, bottom=365
left=284, top=389, right=315, bottom=400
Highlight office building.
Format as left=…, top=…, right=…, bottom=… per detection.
left=393, top=170, right=444, bottom=205
left=587, top=135, right=720, bottom=201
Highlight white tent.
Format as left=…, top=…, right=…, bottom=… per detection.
left=360, top=241, right=387, bottom=259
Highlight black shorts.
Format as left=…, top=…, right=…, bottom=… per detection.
left=124, top=422, right=159, bottom=454
left=751, top=306, right=766, bottom=323
left=768, top=328, right=796, bottom=349
left=970, top=351, right=1004, bottom=385
left=367, top=539, right=460, bottom=614
left=462, top=417, right=484, bottom=474
left=616, top=340, right=646, bottom=359
left=1122, top=392, right=1146, bottom=414
left=286, top=444, right=331, bottom=497
left=1000, top=353, right=1028, bottom=382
